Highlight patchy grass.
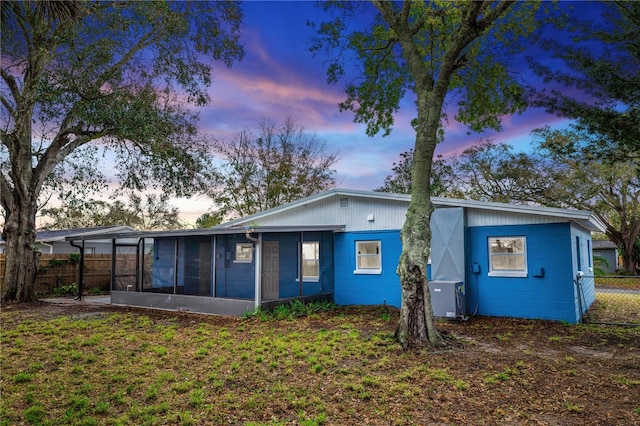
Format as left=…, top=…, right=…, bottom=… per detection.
left=595, top=276, right=640, bottom=290
left=1, top=303, right=639, bottom=425
left=588, top=292, right=640, bottom=324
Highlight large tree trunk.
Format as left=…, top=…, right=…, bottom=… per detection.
left=621, top=240, right=639, bottom=275
left=396, top=198, right=443, bottom=348
left=395, top=91, right=445, bottom=349
left=1, top=196, right=39, bottom=303
left=607, top=229, right=639, bottom=275
left=373, top=0, right=515, bottom=348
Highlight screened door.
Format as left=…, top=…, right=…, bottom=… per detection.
left=262, top=241, right=279, bottom=300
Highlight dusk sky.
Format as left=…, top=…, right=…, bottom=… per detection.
left=168, top=2, right=595, bottom=223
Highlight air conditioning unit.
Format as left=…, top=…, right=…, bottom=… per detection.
left=428, top=280, right=465, bottom=318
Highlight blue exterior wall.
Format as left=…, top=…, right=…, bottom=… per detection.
left=299, top=231, right=334, bottom=297
left=334, top=230, right=402, bottom=307
left=466, top=222, right=582, bottom=322
left=214, top=234, right=255, bottom=299
left=147, top=217, right=595, bottom=322
left=571, top=224, right=596, bottom=321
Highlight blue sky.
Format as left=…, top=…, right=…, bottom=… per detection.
left=174, top=1, right=586, bottom=222
left=198, top=2, right=580, bottom=179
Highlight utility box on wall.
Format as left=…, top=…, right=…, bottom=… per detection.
left=429, top=280, right=465, bottom=318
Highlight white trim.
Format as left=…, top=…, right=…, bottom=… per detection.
left=353, top=269, right=382, bottom=275
left=354, top=240, right=382, bottom=274
left=488, top=271, right=528, bottom=278
left=295, top=277, right=320, bottom=282
left=217, top=188, right=606, bottom=233
left=300, top=241, right=320, bottom=281
left=488, top=236, right=528, bottom=278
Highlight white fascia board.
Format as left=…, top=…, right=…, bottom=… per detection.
left=218, top=188, right=410, bottom=228
left=219, top=188, right=606, bottom=233
left=42, top=226, right=136, bottom=243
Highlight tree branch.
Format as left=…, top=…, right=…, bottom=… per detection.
left=0, top=169, right=14, bottom=215
left=0, top=69, right=20, bottom=117
left=92, top=18, right=164, bottom=91
left=476, top=1, right=515, bottom=31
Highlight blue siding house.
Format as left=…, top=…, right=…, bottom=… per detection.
left=218, top=189, right=605, bottom=323
left=75, top=189, right=605, bottom=323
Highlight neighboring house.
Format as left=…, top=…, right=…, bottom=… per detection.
left=592, top=239, right=619, bottom=273
left=0, top=226, right=136, bottom=254
left=72, top=189, right=605, bottom=323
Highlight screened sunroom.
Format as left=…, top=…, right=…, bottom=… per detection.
left=67, top=226, right=342, bottom=315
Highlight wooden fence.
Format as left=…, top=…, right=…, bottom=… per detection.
left=0, top=253, right=120, bottom=294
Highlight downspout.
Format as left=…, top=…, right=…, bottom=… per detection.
left=69, top=240, right=85, bottom=301
left=245, top=227, right=261, bottom=309
left=245, top=229, right=262, bottom=309
left=575, top=272, right=585, bottom=323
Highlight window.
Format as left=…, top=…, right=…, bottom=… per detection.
left=488, top=236, right=527, bottom=277
left=355, top=240, right=381, bottom=274
left=235, top=243, right=253, bottom=263
left=301, top=242, right=320, bottom=280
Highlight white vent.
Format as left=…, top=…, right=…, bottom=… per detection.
left=340, top=197, right=349, bottom=208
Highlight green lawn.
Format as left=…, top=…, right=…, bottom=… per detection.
left=1, top=303, right=639, bottom=425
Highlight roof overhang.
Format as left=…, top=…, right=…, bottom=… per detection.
left=431, top=197, right=607, bottom=233
left=218, top=188, right=607, bottom=234
left=64, top=225, right=346, bottom=242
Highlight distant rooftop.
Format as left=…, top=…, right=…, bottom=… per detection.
left=592, top=240, right=617, bottom=250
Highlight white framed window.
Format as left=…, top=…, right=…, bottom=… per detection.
left=488, top=236, right=527, bottom=277
left=235, top=243, right=253, bottom=263
left=301, top=241, right=320, bottom=281
left=354, top=240, right=381, bottom=274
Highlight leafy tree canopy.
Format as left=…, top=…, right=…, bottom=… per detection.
left=40, top=193, right=184, bottom=231
left=528, top=1, right=640, bottom=163
left=533, top=127, right=640, bottom=273
left=310, top=1, right=537, bottom=138
left=310, top=1, right=540, bottom=347
left=195, top=212, right=224, bottom=229
left=1, top=0, right=244, bottom=302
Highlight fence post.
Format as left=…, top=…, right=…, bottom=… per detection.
left=69, top=241, right=85, bottom=300
left=575, top=273, right=584, bottom=323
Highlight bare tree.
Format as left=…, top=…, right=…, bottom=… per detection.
left=209, top=118, right=338, bottom=219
